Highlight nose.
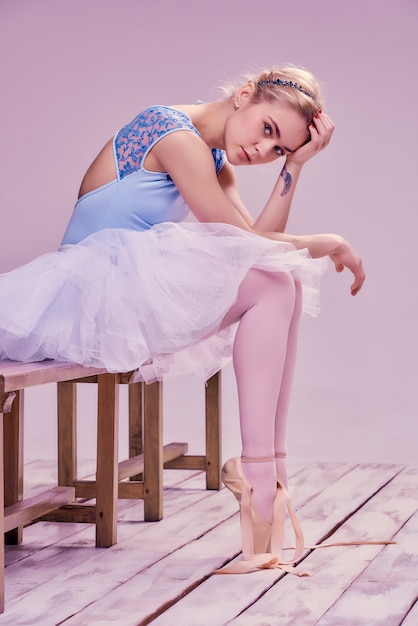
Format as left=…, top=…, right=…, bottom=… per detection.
left=255, top=138, right=275, bottom=159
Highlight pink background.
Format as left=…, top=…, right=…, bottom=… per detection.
left=1, top=0, right=417, bottom=466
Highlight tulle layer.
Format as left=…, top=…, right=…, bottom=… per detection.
left=0, top=222, right=327, bottom=382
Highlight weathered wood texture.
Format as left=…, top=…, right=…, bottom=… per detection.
left=0, top=361, right=107, bottom=392
left=1, top=461, right=417, bottom=626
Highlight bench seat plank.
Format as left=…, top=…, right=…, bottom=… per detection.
left=0, top=360, right=107, bottom=392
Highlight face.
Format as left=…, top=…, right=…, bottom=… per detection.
left=225, top=89, right=309, bottom=166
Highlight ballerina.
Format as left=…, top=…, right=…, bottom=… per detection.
left=0, top=65, right=365, bottom=572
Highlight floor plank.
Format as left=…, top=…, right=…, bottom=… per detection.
left=317, top=504, right=418, bottom=625
left=1, top=461, right=416, bottom=626
left=401, top=599, right=418, bottom=626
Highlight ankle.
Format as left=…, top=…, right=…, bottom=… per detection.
left=274, top=451, right=288, bottom=487
left=241, top=456, right=276, bottom=524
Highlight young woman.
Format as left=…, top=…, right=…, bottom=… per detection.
left=0, top=65, right=365, bottom=574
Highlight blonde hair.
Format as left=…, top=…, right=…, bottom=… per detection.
left=224, top=65, right=323, bottom=124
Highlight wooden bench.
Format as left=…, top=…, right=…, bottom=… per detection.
left=0, top=359, right=221, bottom=613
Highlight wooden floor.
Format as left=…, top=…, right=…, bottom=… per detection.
left=1, top=460, right=417, bottom=626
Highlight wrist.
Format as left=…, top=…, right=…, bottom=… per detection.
left=284, top=155, right=305, bottom=171
left=302, top=233, right=346, bottom=258
left=331, top=235, right=346, bottom=253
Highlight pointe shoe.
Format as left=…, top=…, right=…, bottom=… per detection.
left=215, top=456, right=278, bottom=574
left=221, top=456, right=273, bottom=555
left=215, top=456, right=307, bottom=576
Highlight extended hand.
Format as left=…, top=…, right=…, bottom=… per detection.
left=329, top=238, right=365, bottom=296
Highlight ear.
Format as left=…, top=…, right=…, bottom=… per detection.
left=234, top=82, right=256, bottom=108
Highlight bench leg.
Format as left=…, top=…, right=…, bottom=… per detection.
left=143, top=381, right=163, bottom=521
left=57, top=382, right=77, bottom=487
left=3, top=390, right=24, bottom=544
left=0, top=409, right=5, bottom=613
left=96, top=373, right=119, bottom=547
left=129, top=381, right=143, bottom=481
left=205, top=372, right=222, bottom=490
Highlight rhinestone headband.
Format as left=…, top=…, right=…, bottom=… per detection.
left=257, top=79, right=314, bottom=100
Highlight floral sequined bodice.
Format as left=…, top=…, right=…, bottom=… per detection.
left=115, top=106, right=225, bottom=179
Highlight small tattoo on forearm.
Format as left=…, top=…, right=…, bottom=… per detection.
left=280, top=165, right=292, bottom=196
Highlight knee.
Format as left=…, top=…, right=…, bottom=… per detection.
left=272, top=270, right=296, bottom=292
left=240, top=269, right=298, bottom=312
left=252, top=269, right=297, bottom=313
left=267, top=271, right=297, bottom=302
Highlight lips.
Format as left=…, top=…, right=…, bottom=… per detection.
left=241, top=148, right=251, bottom=163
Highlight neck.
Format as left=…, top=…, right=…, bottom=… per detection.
left=174, top=100, right=233, bottom=150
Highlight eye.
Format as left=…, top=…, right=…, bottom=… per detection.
left=264, top=123, right=283, bottom=156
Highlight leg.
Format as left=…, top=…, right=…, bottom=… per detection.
left=96, top=373, right=119, bottom=547
left=3, top=390, right=24, bottom=545
left=220, top=269, right=298, bottom=523
left=143, top=381, right=163, bottom=521
left=57, top=382, right=77, bottom=488
left=205, top=372, right=222, bottom=490
left=0, top=409, right=4, bottom=612
left=273, top=280, right=303, bottom=487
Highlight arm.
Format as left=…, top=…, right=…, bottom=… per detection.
left=252, top=159, right=303, bottom=232
left=265, top=232, right=365, bottom=296
left=216, top=161, right=255, bottom=227
left=153, top=128, right=364, bottom=295
left=154, top=130, right=255, bottom=229
left=253, top=111, right=335, bottom=232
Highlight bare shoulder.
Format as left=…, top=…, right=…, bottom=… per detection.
left=149, top=129, right=215, bottom=174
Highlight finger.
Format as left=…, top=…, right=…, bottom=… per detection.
left=311, top=119, right=333, bottom=150
left=351, top=281, right=363, bottom=296
left=313, top=113, right=335, bottom=145
left=318, top=112, right=335, bottom=130
left=351, top=278, right=362, bottom=296
left=312, top=113, right=330, bottom=135
left=312, top=113, right=325, bottom=131
left=308, top=122, right=319, bottom=138
left=308, top=124, right=327, bottom=153
left=316, top=111, right=335, bottom=131
left=350, top=268, right=366, bottom=296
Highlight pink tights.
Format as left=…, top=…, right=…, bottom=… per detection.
left=219, top=269, right=302, bottom=523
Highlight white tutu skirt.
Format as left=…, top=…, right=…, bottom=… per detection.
left=0, top=222, right=327, bottom=382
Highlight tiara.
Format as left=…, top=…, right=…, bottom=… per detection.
left=257, top=79, right=314, bottom=100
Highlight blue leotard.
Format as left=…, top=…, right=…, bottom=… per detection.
left=61, top=106, right=226, bottom=245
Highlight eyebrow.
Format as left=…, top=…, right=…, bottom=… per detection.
left=268, top=116, right=296, bottom=154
